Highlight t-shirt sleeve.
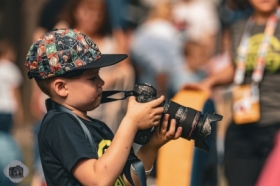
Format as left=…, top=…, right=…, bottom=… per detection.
left=45, top=112, right=98, bottom=172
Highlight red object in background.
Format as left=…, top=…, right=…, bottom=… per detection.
left=256, top=131, right=280, bottom=186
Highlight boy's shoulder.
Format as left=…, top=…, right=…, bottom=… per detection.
left=39, top=110, right=114, bottom=141
left=38, top=110, right=82, bottom=140
left=37, top=111, right=101, bottom=185
left=41, top=110, right=77, bottom=128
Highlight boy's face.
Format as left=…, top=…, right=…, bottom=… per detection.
left=64, top=68, right=104, bottom=112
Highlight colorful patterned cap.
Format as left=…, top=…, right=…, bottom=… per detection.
left=25, top=28, right=127, bottom=79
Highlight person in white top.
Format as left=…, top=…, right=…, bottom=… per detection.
left=0, top=39, right=23, bottom=133
left=173, top=0, right=220, bottom=62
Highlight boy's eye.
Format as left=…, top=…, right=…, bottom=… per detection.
left=89, top=74, right=99, bottom=81
left=88, top=72, right=99, bottom=81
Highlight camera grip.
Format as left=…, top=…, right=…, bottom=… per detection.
left=134, top=128, right=155, bottom=144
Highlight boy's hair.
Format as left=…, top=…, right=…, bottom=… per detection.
left=35, top=69, right=87, bottom=97
left=35, top=78, right=53, bottom=96
left=25, top=28, right=127, bottom=80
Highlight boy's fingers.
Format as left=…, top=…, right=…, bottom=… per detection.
left=167, top=119, right=177, bottom=135
left=174, top=127, right=182, bottom=139
left=153, top=107, right=164, bottom=115
left=128, top=96, right=136, bottom=103
left=149, top=95, right=165, bottom=107
left=161, top=114, right=169, bottom=131
left=128, top=96, right=136, bottom=102
left=153, top=115, right=162, bottom=122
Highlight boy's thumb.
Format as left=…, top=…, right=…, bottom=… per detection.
left=151, top=95, right=165, bottom=106
left=128, top=96, right=136, bottom=102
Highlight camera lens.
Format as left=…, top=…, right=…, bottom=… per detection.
left=163, top=100, right=222, bottom=151
left=163, top=100, right=200, bottom=139
left=133, top=83, right=223, bottom=151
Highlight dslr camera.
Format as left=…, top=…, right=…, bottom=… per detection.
left=101, top=83, right=222, bottom=151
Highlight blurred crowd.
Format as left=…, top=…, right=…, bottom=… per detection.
left=1, top=0, right=280, bottom=186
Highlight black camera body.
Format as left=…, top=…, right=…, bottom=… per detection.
left=101, top=83, right=223, bottom=151
left=131, top=83, right=222, bottom=151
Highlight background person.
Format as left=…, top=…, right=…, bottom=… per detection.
left=0, top=39, right=23, bottom=134
left=57, top=0, right=135, bottom=133
left=182, top=0, right=280, bottom=185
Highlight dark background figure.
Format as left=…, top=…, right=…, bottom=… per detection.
left=33, top=0, right=69, bottom=41
left=190, top=99, right=218, bottom=186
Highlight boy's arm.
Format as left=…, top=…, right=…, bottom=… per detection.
left=72, top=117, right=138, bottom=185
left=181, top=63, right=235, bottom=93
left=72, top=96, right=165, bottom=186
left=202, top=62, right=235, bottom=88
left=125, top=114, right=182, bottom=186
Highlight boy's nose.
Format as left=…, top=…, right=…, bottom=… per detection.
left=98, top=77, right=105, bottom=87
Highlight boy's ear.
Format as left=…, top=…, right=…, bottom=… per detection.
left=52, top=78, right=68, bottom=97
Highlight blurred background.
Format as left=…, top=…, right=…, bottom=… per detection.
left=0, top=0, right=268, bottom=186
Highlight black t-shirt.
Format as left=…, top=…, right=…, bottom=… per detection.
left=38, top=110, right=127, bottom=186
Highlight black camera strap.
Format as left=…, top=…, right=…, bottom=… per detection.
left=45, top=98, right=97, bottom=152
left=101, top=90, right=134, bottom=104
left=45, top=98, right=147, bottom=186
left=123, top=156, right=147, bottom=186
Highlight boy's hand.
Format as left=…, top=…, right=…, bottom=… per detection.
left=125, top=95, right=165, bottom=130
left=148, top=114, right=182, bottom=149
left=134, top=114, right=182, bottom=182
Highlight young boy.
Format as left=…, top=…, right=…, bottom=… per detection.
left=25, top=28, right=182, bottom=186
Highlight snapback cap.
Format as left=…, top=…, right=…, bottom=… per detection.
left=25, top=28, right=127, bottom=79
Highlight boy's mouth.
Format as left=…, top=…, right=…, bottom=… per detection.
left=98, top=92, right=102, bottom=98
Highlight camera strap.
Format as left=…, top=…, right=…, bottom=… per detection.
left=234, top=7, right=280, bottom=85
left=100, top=90, right=134, bottom=104
left=45, top=98, right=147, bottom=186
left=123, top=157, right=147, bottom=186
left=45, top=98, right=98, bottom=153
